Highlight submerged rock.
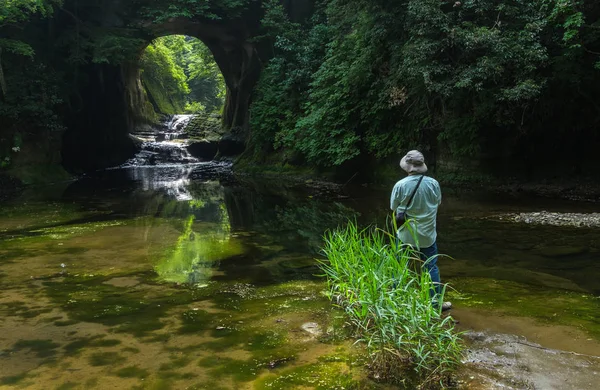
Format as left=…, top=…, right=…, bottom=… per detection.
left=301, top=322, right=322, bottom=337
left=187, top=140, right=218, bottom=161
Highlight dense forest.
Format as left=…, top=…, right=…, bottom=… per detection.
left=249, top=0, right=600, bottom=179
left=1, top=0, right=600, bottom=182
left=140, top=35, right=225, bottom=116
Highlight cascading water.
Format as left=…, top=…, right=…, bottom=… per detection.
left=118, top=115, right=226, bottom=201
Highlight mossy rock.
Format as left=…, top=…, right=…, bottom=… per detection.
left=185, top=114, right=223, bottom=141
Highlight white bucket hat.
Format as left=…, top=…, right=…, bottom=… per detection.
left=400, top=150, right=428, bottom=174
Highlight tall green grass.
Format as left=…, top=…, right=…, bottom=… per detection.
left=319, top=222, right=462, bottom=387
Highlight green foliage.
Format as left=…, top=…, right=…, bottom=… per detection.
left=140, top=35, right=225, bottom=115
left=0, top=0, right=58, bottom=26
left=141, top=37, right=190, bottom=114
left=320, top=222, right=462, bottom=385
left=139, top=0, right=252, bottom=23
left=250, top=0, right=600, bottom=170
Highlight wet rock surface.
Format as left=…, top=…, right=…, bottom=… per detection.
left=218, top=133, right=245, bottom=156
left=461, top=331, right=600, bottom=390
left=187, top=140, right=218, bottom=160
left=488, top=211, right=600, bottom=228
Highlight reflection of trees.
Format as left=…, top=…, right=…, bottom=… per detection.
left=155, top=213, right=242, bottom=284
left=133, top=180, right=243, bottom=285
left=224, top=183, right=360, bottom=254
left=271, top=202, right=359, bottom=253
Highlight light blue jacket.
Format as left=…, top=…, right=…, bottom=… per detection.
left=390, top=175, right=442, bottom=249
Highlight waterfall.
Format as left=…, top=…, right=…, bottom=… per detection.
left=118, top=115, right=200, bottom=201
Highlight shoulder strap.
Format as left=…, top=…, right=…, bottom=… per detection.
left=404, top=175, right=425, bottom=214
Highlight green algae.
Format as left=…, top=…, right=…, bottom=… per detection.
left=30, top=220, right=127, bottom=241
left=159, top=356, right=192, bottom=371
left=196, top=328, right=299, bottom=383
left=12, top=339, right=60, bottom=358
left=54, top=319, right=79, bottom=327
left=64, top=336, right=106, bottom=355
left=55, top=382, right=78, bottom=390
left=0, top=372, right=29, bottom=386
left=199, top=350, right=297, bottom=383
left=92, top=338, right=122, bottom=347
left=254, top=361, right=359, bottom=390
left=186, top=381, right=229, bottom=390
left=448, top=277, right=600, bottom=338
left=1, top=301, right=54, bottom=319
left=43, top=273, right=199, bottom=336
left=178, top=309, right=213, bottom=334
left=88, top=351, right=126, bottom=367
left=157, top=371, right=198, bottom=380
left=114, top=365, right=150, bottom=378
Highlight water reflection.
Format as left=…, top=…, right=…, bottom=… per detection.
left=127, top=166, right=196, bottom=201
left=1, top=164, right=600, bottom=389
left=146, top=182, right=243, bottom=285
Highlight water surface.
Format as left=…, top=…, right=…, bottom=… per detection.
left=1, top=161, right=599, bottom=389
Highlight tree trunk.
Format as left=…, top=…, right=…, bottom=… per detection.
left=0, top=48, right=7, bottom=101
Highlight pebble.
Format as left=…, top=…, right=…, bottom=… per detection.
left=493, top=211, right=600, bottom=228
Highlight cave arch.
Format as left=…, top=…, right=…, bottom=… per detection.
left=145, top=17, right=262, bottom=130
left=60, top=1, right=312, bottom=172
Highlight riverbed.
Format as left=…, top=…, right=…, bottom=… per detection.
left=1, top=159, right=599, bottom=389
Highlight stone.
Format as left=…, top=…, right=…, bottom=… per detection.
left=301, top=322, right=322, bottom=337
left=218, top=133, right=245, bottom=156
left=187, top=140, right=218, bottom=160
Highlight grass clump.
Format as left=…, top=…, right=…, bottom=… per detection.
left=320, top=222, right=462, bottom=387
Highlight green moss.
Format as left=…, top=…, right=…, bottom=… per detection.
left=178, top=309, right=213, bottom=334
left=247, top=330, right=286, bottom=351
left=143, top=78, right=183, bottom=115
left=0, top=372, right=29, bottom=385
left=12, top=339, right=60, bottom=358
left=122, top=347, right=141, bottom=354
left=8, top=164, right=72, bottom=186
left=1, top=301, right=54, bottom=319
left=157, top=371, right=198, bottom=380
left=185, top=114, right=223, bottom=140
left=91, top=338, right=122, bottom=347
left=130, top=379, right=173, bottom=390
left=448, top=277, right=600, bottom=339
left=254, top=361, right=358, bottom=390
left=159, top=356, right=192, bottom=371
left=55, top=382, right=78, bottom=390
left=197, top=339, right=299, bottom=383
left=114, top=365, right=150, bottom=378
left=43, top=273, right=199, bottom=337
left=64, top=336, right=104, bottom=355
left=146, top=333, right=172, bottom=343
left=54, top=319, right=79, bottom=327
left=88, top=352, right=126, bottom=367
left=185, top=381, right=229, bottom=390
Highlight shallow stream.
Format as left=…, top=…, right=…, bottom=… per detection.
left=1, top=129, right=599, bottom=389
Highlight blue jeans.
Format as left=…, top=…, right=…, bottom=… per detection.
left=394, top=240, right=442, bottom=299
left=420, top=242, right=442, bottom=298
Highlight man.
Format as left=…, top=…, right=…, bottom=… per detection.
left=390, top=150, right=451, bottom=311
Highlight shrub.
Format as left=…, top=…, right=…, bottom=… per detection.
left=320, top=222, right=462, bottom=387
